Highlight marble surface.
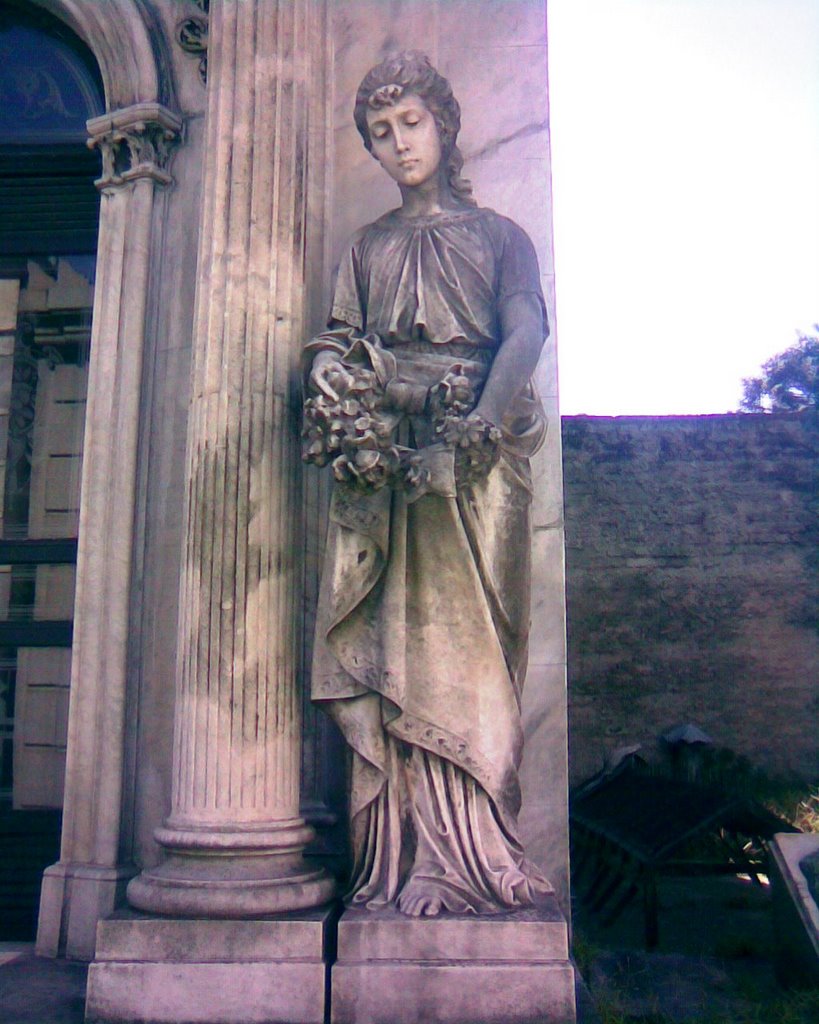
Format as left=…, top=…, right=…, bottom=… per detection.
left=332, top=899, right=575, bottom=1024
left=336, top=897, right=569, bottom=961
left=93, top=908, right=335, bottom=962
left=85, top=908, right=335, bottom=1024
left=332, top=962, right=576, bottom=1024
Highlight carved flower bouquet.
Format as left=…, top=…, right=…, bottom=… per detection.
left=440, top=411, right=502, bottom=485
left=430, top=368, right=502, bottom=486
left=303, top=347, right=502, bottom=493
left=302, top=366, right=402, bottom=490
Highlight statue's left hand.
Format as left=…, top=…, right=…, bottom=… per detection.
left=308, top=351, right=355, bottom=401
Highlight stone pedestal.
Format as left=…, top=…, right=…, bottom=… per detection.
left=331, top=898, right=576, bottom=1024
left=85, top=908, right=336, bottom=1024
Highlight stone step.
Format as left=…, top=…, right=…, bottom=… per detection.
left=332, top=898, right=576, bottom=1024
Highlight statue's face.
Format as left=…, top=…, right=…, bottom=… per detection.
left=366, top=94, right=442, bottom=189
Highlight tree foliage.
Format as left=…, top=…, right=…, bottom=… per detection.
left=740, top=329, right=819, bottom=412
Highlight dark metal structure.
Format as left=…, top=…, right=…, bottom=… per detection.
left=571, top=757, right=797, bottom=947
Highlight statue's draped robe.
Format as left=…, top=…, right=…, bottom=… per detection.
left=308, top=207, right=552, bottom=912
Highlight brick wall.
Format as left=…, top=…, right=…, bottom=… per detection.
left=562, top=413, right=819, bottom=785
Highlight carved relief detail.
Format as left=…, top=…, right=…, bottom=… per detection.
left=87, top=103, right=183, bottom=190
left=176, top=0, right=209, bottom=85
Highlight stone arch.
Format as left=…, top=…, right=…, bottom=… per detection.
left=27, top=0, right=173, bottom=111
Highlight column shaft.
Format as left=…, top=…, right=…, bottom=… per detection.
left=128, top=0, right=334, bottom=917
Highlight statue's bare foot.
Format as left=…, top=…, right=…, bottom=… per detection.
left=397, top=890, right=443, bottom=917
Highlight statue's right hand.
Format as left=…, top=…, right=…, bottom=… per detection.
left=308, top=351, right=354, bottom=401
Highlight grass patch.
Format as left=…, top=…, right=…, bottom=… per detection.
left=713, top=935, right=768, bottom=960
left=705, top=989, right=819, bottom=1024
left=572, top=932, right=600, bottom=978
left=590, top=989, right=819, bottom=1024
left=792, top=790, right=819, bottom=833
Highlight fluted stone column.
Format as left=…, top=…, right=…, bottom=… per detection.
left=36, top=102, right=182, bottom=961
left=127, top=0, right=334, bottom=917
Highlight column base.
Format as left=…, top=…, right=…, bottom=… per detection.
left=36, top=862, right=136, bottom=961
left=331, top=896, right=577, bottom=1024
left=127, top=862, right=335, bottom=918
left=126, top=818, right=336, bottom=917
left=86, top=907, right=337, bottom=1023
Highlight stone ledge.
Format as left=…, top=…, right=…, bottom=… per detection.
left=331, top=961, right=577, bottom=1024
left=94, top=906, right=335, bottom=962
left=332, top=898, right=576, bottom=1023
left=337, top=894, right=569, bottom=962
left=86, top=961, right=327, bottom=1024
left=85, top=908, right=337, bottom=1024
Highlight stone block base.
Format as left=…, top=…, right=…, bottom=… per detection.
left=37, top=862, right=135, bottom=960
left=85, top=907, right=336, bottom=1024
left=331, top=897, right=576, bottom=1024
left=769, top=833, right=819, bottom=987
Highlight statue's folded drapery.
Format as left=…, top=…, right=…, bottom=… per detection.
left=308, top=207, right=553, bottom=912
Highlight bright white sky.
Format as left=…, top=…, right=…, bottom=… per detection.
left=547, top=0, right=819, bottom=415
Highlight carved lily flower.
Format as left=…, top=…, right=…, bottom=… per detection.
left=442, top=412, right=491, bottom=449
left=354, top=449, right=381, bottom=472
left=353, top=414, right=373, bottom=433
left=347, top=369, right=381, bottom=411
left=331, top=446, right=400, bottom=491
left=403, top=451, right=430, bottom=491
left=429, top=366, right=476, bottom=428
left=445, top=373, right=473, bottom=409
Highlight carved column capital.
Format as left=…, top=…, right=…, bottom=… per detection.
left=87, top=103, right=183, bottom=191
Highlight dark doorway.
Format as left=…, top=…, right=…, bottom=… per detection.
left=0, top=0, right=102, bottom=940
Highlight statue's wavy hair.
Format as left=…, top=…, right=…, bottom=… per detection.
left=353, top=51, right=476, bottom=207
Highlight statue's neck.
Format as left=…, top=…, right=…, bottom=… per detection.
left=397, top=170, right=460, bottom=220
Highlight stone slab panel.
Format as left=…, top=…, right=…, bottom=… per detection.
left=85, top=909, right=334, bottom=1023
left=331, top=961, right=576, bottom=1024
left=37, top=864, right=134, bottom=960
left=519, top=665, right=571, bottom=911
left=769, top=832, right=819, bottom=987
left=86, top=961, right=326, bottom=1024
left=333, top=901, right=575, bottom=1023
left=337, top=897, right=568, bottom=962
left=94, top=908, right=334, bottom=963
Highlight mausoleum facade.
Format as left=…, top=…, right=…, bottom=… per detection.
left=1, top=2, right=572, bottom=1020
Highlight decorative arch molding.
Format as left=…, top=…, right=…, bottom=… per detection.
left=27, top=0, right=175, bottom=111
left=22, top=0, right=186, bottom=961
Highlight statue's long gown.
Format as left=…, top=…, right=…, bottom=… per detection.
left=308, top=207, right=552, bottom=913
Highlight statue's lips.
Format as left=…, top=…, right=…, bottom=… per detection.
left=398, top=159, right=419, bottom=168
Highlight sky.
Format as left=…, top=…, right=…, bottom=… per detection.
left=546, top=0, right=819, bottom=415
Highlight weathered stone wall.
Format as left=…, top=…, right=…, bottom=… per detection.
left=562, top=413, right=819, bottom=786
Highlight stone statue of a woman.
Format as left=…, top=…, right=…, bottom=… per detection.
left=304, top=51, right=552, bottom=917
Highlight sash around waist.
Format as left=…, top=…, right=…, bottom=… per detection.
left=388, top=346, right=492, bottom=389
left=387, top=338, right=494, bottom=364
